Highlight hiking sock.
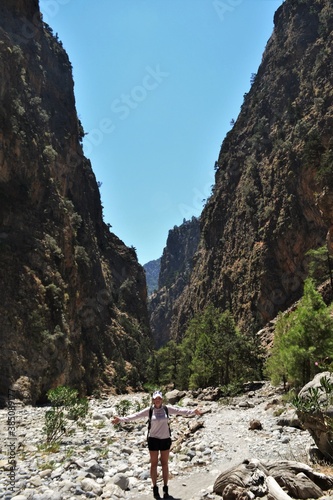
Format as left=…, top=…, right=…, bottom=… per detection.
left=153, top=485, right=161, bottom=499
left=163, top=485, right=169, bottom=498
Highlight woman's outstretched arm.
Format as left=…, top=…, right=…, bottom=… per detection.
left=111, top=406, right=150, bottom=425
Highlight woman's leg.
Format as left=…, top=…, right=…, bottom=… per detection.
left=160, top=449, right=170, bottom=486
left=149, top=450, right=159, bottom=486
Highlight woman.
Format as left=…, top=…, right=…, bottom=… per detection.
left=112, top=390, right=203, bottom=499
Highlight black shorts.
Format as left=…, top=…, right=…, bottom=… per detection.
left=147, top=437, right=172, bottom=451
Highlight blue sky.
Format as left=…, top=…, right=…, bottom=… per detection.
left=40, top=0, right=283, bottom=264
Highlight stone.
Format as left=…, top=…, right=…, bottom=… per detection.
left=81, top=477, right=103, bottom=495
left=296, top=372, right=333, bottom=460
left=50, top=467, right=64, bottom=479
left=92, top=412, right=106, bottom=421
left=40, top=469, right=53, bottom=478
left=166, top=389, right=186, bottom=404
left=0, top=383, right=319, bottom=500
left=117, top=462, right=129, bottom=473
left=112, top=473, right=130, bottom=490
left=249, top=419, right=263, bottom=430
left=102, top=482, right=126, bottom=497
left=86, top=462, right=105, bottom=478
left=121, top=446, right=133, bottom=454
left=58, top=479, right=75, bottom=492
left=139, top=470, right=150, bottom=480
left=37, top=491, right=62, bottom=499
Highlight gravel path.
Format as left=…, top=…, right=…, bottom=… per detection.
left=0, top=383, right=315, bottom=500
left=127, top=385, right=315, bottom=499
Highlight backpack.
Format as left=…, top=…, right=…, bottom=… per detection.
left=147, top=405, right=171, bottom=438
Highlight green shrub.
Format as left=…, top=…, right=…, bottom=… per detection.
left=115, top=399, right=132, bottom=416
left=43, top=145, right=58, bottom=162
left=292, top=376, right=333, bottom=413
left=43, top=386, right=88, bottom=444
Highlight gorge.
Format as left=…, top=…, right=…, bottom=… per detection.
left=1, top=0, right=333, bottom=403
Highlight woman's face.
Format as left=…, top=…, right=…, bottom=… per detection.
left=153, top=396, right=163, bottom=408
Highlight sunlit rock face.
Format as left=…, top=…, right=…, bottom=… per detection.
left=170, top=0, right=333, bottom=341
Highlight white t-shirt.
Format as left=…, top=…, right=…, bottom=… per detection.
left=119, top=404, right=196, bottom=439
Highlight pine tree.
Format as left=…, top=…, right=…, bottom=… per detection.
left=265, top=279, right=333, bottom=389
left=148, top=305, right=263, bottom=390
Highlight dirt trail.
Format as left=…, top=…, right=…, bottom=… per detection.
left=128, top=469, right=219, bottom=500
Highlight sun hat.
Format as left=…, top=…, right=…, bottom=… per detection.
left=152, top=390, right=163, bottom=399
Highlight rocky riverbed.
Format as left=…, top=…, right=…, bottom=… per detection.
left=0, top=383, right=317, bottom=500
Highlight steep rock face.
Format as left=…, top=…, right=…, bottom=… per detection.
left=143, top=258, right=161, bottom=297
left=0, top=0, right=151, bottom=404
left=149, top=217, right=200, bottom=347
left=171, top=0, right=333, bottom=340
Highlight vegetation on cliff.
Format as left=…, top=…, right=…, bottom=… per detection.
left=0, top=0, right=151, bottom=404
left=146, top=1, right=333, bottom=394
left=3, top=0, right=333, bottom=402
left=143, top=258, right=161, bottom=296
left=165, top=0, right=333, bottom=345
left=149, top=217, right=200, bottom=348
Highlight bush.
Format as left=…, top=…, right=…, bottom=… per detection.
left=43, top=386, right=88, bottom=444
left=115, top=399, right=132, bottom=416
left=292, top=375, right=333, bottom=460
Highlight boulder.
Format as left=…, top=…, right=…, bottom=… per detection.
left=276, top=410, right=302, bottom=429
left=165, top=389, right=186, bottom=404
left=298, top=372, right=333, bottom=404
left=197, top=387, right=222, bottom=401
left=296, top=372, right=333, bottom=460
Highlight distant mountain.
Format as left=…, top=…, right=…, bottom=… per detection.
left=148, top=217, right=200, bottom=348
left=143, top=258, right=161, bottom=296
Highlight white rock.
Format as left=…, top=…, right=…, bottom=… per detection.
left=102, top=482, right=126, bottom=497
left=37, top=490, right=62, bottom=499
left=50, top=466, right=63, bottom=479
left=117, top=462, right=129, bottom=473
left=28, top=475, right=43, bottom=487
left=81, top=477, right=103, bottom=495
left=40, top=468, right=53, bottom=478
left=58, top=479, right=75, bottom=492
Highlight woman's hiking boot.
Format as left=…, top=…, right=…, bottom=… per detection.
left=153, top=485, right=161, bottom=499
left=163, top=485, right=169, bottom=498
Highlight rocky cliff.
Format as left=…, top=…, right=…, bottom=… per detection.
left=169, top=0, right=333, bottom=341
left=149, top=217, right=200, bottom=348
left=143, top=258, right=161, bottom=297
left=0, top=0, right=151, bottom=404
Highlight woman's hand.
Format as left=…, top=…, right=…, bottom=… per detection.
left=112, top=416, right=121, bottom=425
left=194, top=408, right=203, bottom=416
